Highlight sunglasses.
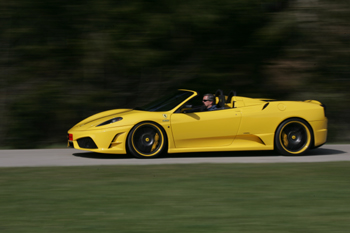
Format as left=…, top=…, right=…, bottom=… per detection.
left=202, top=99, right=211, bottom=102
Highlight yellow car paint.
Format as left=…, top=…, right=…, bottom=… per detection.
left=68, top=89, right=327, bottom=157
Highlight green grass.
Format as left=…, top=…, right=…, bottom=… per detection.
left=1, top=163, right=350, bottom=233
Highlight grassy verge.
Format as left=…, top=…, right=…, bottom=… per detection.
left=1, top=163, right=350, bottom=233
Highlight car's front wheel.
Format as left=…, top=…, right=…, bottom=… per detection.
left=127, top=122, right=167, bottom=158
left=275, top=118, right=313, bottom=156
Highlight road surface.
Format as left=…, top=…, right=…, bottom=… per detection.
left=0, top=144, right=349, bottom=167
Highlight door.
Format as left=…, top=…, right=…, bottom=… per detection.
left=170, top=109, right=242, bottom=148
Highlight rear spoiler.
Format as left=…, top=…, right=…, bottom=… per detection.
left=304, top=100, right=322, bottom=105
left=304, top=100, right=326, bottom=113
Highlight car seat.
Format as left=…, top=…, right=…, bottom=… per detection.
left=214, top=89, right=225, bottom=109
left=226, top=90, right=236, bottom=108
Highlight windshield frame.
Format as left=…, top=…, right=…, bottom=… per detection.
left=134, top=89, right=197, bottom=112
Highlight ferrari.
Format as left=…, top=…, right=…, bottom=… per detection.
left=67, top=89, right=327, bottom=158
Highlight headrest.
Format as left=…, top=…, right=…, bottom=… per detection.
left=215, top=89, right=225, bottom=108
left=226, top=90, right=236, bottom=103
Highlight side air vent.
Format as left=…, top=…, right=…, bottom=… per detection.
left=77, top=137, right=98, bottom=149
left=262, top=103, right=269, bottom=110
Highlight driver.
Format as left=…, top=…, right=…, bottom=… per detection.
left=202, top=94, right=218, bottom=111
left=185, top=93, right=218, bottom=112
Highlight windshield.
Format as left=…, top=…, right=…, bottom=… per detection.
left=134, top=90, right=195, bottom=112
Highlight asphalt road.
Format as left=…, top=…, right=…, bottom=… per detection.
left=0, top=144, right=349, bottom=167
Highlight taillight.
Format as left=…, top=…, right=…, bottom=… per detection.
left=68, top=134, right=73, bottom=141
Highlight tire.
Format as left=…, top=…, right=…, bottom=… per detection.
left=127, top=122, right=167, bottom=158
left=275, top=118, right=313, bottom=156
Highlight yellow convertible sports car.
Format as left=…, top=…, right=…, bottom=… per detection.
left=67, top=89, right=327, bottom=158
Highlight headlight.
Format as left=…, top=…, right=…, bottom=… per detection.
left=97, top=117, right=123, bottom=127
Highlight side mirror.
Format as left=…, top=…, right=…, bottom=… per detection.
left=183, top=104, right=192, bottom=108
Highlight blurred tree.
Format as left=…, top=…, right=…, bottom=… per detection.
left=0, top=0, right=348, bottom=148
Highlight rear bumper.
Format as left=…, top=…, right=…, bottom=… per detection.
left=310, top=118, right=328, bottom=147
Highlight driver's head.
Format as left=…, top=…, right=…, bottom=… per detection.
left=203, top=94, right=215, bottom=108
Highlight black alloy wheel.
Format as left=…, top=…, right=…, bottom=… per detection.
left=127, top=122, right=167, bottom=158
left=275, top=118, right=313, bottom=156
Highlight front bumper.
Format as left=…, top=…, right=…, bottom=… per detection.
left=67, top=125, right=133, bottom=154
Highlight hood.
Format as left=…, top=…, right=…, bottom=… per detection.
left=70, top=109, right=136, bottom=131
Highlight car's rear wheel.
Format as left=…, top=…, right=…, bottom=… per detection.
left=127, top=122, right=167, bottom=158
left=275, top=118, right=313, bottom=156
